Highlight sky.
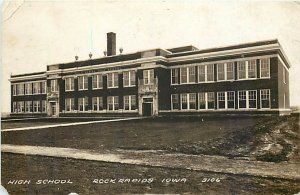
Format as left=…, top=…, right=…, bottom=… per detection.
left=1, top=0, right=300, bottom=112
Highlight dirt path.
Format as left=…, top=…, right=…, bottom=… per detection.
left=2, top=144, right=299, bottom=180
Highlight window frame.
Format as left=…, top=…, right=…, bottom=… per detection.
left=260, top=89, right=271, bottom=109
left=260, top=58, right=270, bottom=78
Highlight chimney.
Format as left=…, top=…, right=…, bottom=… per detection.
left=107, top=32, right=116, bottom=56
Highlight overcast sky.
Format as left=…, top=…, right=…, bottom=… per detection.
left=1, top=0, right=300, bottom=112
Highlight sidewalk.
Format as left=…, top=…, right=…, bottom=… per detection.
left=2, top=144, right=299, bottom=180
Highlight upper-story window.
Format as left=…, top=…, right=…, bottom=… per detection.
left=92, top=74, right=103, bottom=89
left=260, top=58, right=270, bottom=78
left=65, top=77, right=75, bottom=91
left=12, top=84, right=17, bottom=96
left=41, top=81, right=46, bottom=94
left=180, top=67, right=188, bottom=84
left=17, top=83, right=24, bottom=95
left=123, top=71, right=136, bottom=87
left=237, top=61, right=246, bottom=79
left=217, top=62, right=235, bottom=81
left=107, top=72, right=119, bottom=88
left=248, top=60, right=257, bottom=78
left=50, top=80, right=58, bottom=92
left=143, top=69, right=154, bottom=85
left=180, top=66, right=196, bottom=84
left=78, top=76, right=88, bottom=90
left=198, top=64, right=214, bottom=83
left=33, top=82, right=40, bottom=94
left=171, top=69, right=179, bottom=84
left=25, top=83, right=32, bottom=95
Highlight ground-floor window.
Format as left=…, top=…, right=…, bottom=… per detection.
left=78, top=97, right=89, bottom=112
left=217, top=91, right=235, bottom=109
left=198, top=92, right=215, bottom=110
left=171, top=94, right=179, bottom=110
left=108, top=96, right=119, bottom=111
left=33, top=101, right=40, bottom=112
left=65, top=98, right=75, bottom=112
left=25, top=101, right=32, bottom=113
left=42, top=100, right=47, bottom=113
left=238, top=90, right=257, bottom=109
left=124, top=95, right=136, bottom=110
left=260, top=89, right=271, bottom=109
left=180, top=93, right=196, bottom=110
left=17, top=101, right=24, bottom=113
left=92, top=97, right=103, bottom=111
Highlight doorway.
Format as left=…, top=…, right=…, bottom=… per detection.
left=142, top=103, right=152, bottom=116
left=50, top=102, right=57, bottom=116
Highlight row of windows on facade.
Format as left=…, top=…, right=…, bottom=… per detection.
left=12, top=100, right=47, bottom=113
left=171, top=58, right=271, bottom=84
left=65, top=95, right=137, bottom=112
left=171, top=89, right=271, bottom=110
left=12, top=81, right=46, bottom=96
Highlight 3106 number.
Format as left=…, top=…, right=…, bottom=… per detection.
left=201, top=178, right=221, bottom=182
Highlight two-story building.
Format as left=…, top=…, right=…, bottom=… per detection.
left=10, top=32, right=291, bottom=117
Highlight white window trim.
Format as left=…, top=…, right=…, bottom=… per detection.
left=107, top=96, right=119, bottom=111
left=12, top=84, right=17, bottom=96
left=33, top=101, right=40, bottom=113
left=78, top=76, right=88, bottom=91
left=124, top=95, right=136, bottom=110
left=171, top=69, right=179, bottom=85
left=41, top=81, right=47, bottom=94
left=198, top=92, right=215, bottom=110
left=32, top=82, right=41, bottom=94
left=50, top=80, right=58, bottom=92
left=260, top=89, right=271, bottom=109
left=238, top=90, right=257, bottom=109
left=107, top=73, right=119, bottom=88
left=41, top=100, right=47, bottom=113
left=180, top=93, right=196, bottom=110
left=65, top=77, right=75, bottom=91
left=198, top=64, right=214, bottom=83
left=171, top=94, right=179, bottom=110
left=25, top=82, right=33, bottom=95
left=92, top=74, right=103, bottom=89
left=259, top=58, right=271, bottom=79
left=78, top=97, right=88, bottom=112
left=217, top=91, right=235, bottom=110
left=92, top=97, right=103, bottom=111
left=217, top=63, right=225, bottom=81
left=65, top=98, right=75, bottom=112
left=123, top=71, right=136, bottom=87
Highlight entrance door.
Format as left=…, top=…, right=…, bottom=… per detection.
left=142, top=103, right=152, bottom=116
left=50, top=102, right=57, bottom=116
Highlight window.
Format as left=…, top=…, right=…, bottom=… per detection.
left=17, top=83, right=24, bottom=95
left=189, top=93, right=196, bottom=109
left=124, top=95, right=136, bottom=110
left=143, top=69, right=155, bottom=85
left=227, top=62, right=234, bottom=80
left=237, top=61, right=246, bottom=79
left=92, top=97, right=103, bottom=111
left=78, top=97, right=88, bottom=111
left=41, top=81, right=46, bottom=93
left=198, top=93, right=206, bottom=109
left=78, top=76, right=88, bottom=90
left=248, top=60, right=257, bottom=78
left=42, top=100, right=47, bottom=112
left=123, top=71, right=136, bottom=87
left=217, top=92, right=226, bottom=109
left=180, top=67, right=188, bottom=84
left=217, top=91, right=235, bottom=109
left=227, top=91, right=235, bottom=109
left=50, top=80, right=58, bottom=92
left=107, top=96, right=119, bottom=111
left=17, top=101, right=24, bottom=113
left=238, top=91, right=247, bottom=108
left=260, top=89, right=270, bottom=109
left=13, top=102, right=17, bottom=113
left=248, top=90, right=257, bottom=108
left=12, top=84, right=17, bottom=96
left=171, top=94, right=179, bottom=110
left=33, top=101, right=40, bottom=112
left=171, top=69, right=179, bottom=84
left=65, top=98, right=75, bottom=112
left=25, top=101, right=32, bottom=112
left=217, top=63, right=225, bottom=81
left=188, top=67, right=196, bottom=83
left=25, top=83, right=32, bottom=95
left=181, top=94, right=188, bottom=110
left=180, top=93, right=196, bottom=110
left=283, top=67, right=286, bottom=84
left=238, top=90, right=257, bottom=109
left=260, top=58, right=270, bottom=78
left=207, top=92, right=215, bottom=109
left=198, top=64, right=214, bottom=82
left=92, top=74, right=103, bottom=89
left=107, top=73, right=119, bottom=88
left=65, top=77, right=75, bottom=91
left=217, top=63, right=235, bottom=81
left=207, top=64, right=214, bottom=82
left=33, top=82, right=40, bottom=94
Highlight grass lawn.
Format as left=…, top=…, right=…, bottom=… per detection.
left=2, top=116, right=262, bottom=151
left=2, top=153, right=299, bottom=195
